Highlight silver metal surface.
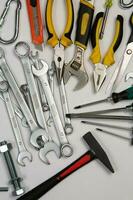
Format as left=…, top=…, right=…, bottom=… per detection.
left=125, top=72, right=133, bottom=81
left=112, top=42, right=133, bottom=91
left=0, top=0, right=21, bottom=44
left=119, top=0, right=133, bottom=8
left=63, top=46, right=89, bottom=91
left=32, top=60, right=73, bottom=157
left=0, top=47, right=60, bottom=164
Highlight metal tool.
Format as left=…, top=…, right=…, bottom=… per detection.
left=119, top=0, right=133, bottom=8
left=26, top=0, right=44, bottom=50
left=20, top=84, right=35, bottom=118
left=0, top=187, right=9, bottom=192
left=0, top=69, right=29, bottom=128
left=111, top=12, right=133, bottom=91
left=82, top=120, right=133, bottom=132
left=99, top=0, right=113, bottom=39
left=125, top=72, right=133, bottom=81
left=63, top=0, right=95, bottom=90
left=96, top=128, right=133, bottom=144
left=17, top=132, right=114, bottom=200
left=89, top=12, right=123, bottom=92
left=0, top=47, right=60, bottom=164
left=74, top=86, right=133, bottom=109
left=45, top=0, right=73, bottom=134
left=66, top=113, right=133, bottom=121
left=74, top=103, right=133, bottom=116
left=29, top=51, right=49, bottom=112
left=0, top=0, right=21, bottom=44
left=32, top=60, right=73, bottom=157
left=0, top=80, right=32, bottom=167
left=0, top=141, right=24, bottom=196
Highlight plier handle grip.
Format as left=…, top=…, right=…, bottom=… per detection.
left=45, top=0, right=74, bottom=48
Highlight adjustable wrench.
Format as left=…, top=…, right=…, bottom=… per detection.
left=0, top=80, right=32, bottom=166
left=63, top=0, right=95, bottom=90
left=0, top=47, right=60, bottom=164
left=32, top=60, right=73, bottom=157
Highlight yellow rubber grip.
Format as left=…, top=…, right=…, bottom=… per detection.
left=60, top=0, right=74, bottom=47
left=46, top=0, right=58, bottom=47
left=89, top=13, right=103, bottom=64
left=103, top=15, right=123, bottom=66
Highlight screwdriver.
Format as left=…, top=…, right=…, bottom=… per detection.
left=99, top=0, right=113, bottom=39
left=96, top=128, right=133, bottom=144
left=74, top=86, right=133, bottom=109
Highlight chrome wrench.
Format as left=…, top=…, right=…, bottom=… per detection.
left=0, top=80, right=32, bottom=166
left=0, top=47, right=60, bottom=164
left=30, top=51, right=49, bottom=112
left=32, top=60, right=73, bottom=157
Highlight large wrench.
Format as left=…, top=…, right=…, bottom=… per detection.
left=32, top=60, right=73, bottom=157
left=0, top=80, right=32, bottom=166
left=0, top=47, right=60, bottom=164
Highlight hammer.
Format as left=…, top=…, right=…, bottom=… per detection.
left=17, top=132, right=114, bottom=200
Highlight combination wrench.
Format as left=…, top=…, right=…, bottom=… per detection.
left=32, top=60, right=73, bottom=157
left=0, top=79, right=32, bottom=166
left=30, top=51, right=49, bottom=112
left=0, top=47, right=60, bottom=164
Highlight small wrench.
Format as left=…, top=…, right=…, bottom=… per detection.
left=0, top=80, right=32, bottom=166
left=32, top=60, right=73, bottom=157
left=30, top=51, right=49, bottom=112
left=0, top=47, right=60, bottom=164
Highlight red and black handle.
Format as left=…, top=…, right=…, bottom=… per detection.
left=17, top=151, right=95, bottom=200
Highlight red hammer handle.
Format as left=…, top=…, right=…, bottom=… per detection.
left=17, top=151, right=95, bottom=200
left=26, top=0, right=44, bottom=45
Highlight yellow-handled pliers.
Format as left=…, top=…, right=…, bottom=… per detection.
left=89, top=12, right=124, bottom=92
left=45, top=0, right=74, bottom=81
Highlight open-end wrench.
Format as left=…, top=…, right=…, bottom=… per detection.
left=55, top=64, right=73, bottom=135
left=32, top=60, right=73, bottom=157
left=30, top=51, right=49, bottom=112
left=125, top=72, right=133, bottom=81
left=0, top=47, right=60, bottom=164
left=0, top=80, right=32, bottom=166
left=0, top=69, right=29, bottom=128
left=20, top=84, right=36, bottom=120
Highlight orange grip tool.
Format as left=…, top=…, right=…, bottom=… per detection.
left=26, top=0, right=44, bottom=46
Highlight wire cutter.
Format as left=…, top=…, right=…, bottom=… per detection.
left=89, top=12, right=123, bottom=92
left=45, top=0, right=74, bottom=81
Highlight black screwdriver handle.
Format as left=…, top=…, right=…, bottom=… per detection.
left=112, top=86, right=133, bottom=103
left=17, top=152, right=95, bottom=200
left=127, top=12, right=133, bottom=44
left=75, top=0, right=94, bottom=49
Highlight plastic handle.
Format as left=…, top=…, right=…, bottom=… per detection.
left=112, top=86, right=133, bottom=103
left=127, top=12, right=133, bottom=44
left=26, top=0, right=44, bottom=45
left=89, top=12, right=104, bottom=64
left=46, top=0, right=74, bottom=48
left=17, top=152, right=94, bottom=200
left=103, top=15, right=123, bottom=66
left=60, top=0, right=74, bottom=47
left=75, top=0, right=94, bottom=50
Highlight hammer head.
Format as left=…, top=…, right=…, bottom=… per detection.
left=83, top=132, right=114, bottom=173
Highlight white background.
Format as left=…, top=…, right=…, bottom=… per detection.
left=0, top=0, right=132, bottom=200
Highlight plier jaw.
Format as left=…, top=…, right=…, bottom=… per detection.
left=93, top=64, right=107, bottom=92
left=54, top=43, right=65, bottom=82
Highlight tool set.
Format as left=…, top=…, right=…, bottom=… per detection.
left=0, top=0, right=132, bottom=199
